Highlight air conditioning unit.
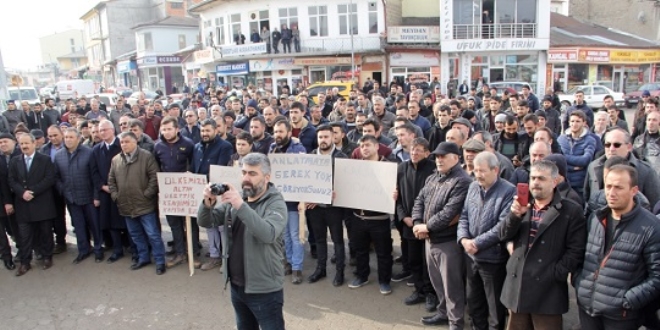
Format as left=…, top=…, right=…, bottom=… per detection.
left=248, top=11, right=258, bottom=21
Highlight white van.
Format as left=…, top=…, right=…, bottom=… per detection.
left=7, top=86, right=40, bottom=105
left=56, top=79, right=95, bottom=100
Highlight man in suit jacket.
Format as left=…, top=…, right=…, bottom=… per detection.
left=0, top=133, right=21, bottom=270
left=93, top=120, right=133, bottom=263
left=8, top=133, right=57, bottom=276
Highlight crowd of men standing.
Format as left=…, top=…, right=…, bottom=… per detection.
left=1, top=79, right=660, bottom=330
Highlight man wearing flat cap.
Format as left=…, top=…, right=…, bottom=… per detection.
left=412, top=142, right=472, bottom=327
left=462, top=138, right=486, bottom=177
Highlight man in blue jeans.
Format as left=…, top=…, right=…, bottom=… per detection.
left=198, top=152, right=288, bottom=330
left=269, top=119, right=307, bottom=284
left=108, top=132, right=166, bottom=275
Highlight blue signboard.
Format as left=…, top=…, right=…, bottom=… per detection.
left=216, top=62, right=249, bottom=75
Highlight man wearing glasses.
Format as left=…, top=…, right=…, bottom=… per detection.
left=584, top=127, right=660, bottom=218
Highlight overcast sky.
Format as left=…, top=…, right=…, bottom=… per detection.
left=0, top=0, right=97, bottom=70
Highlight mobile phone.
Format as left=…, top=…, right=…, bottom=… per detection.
left=517, top=183, right=529, bottom=206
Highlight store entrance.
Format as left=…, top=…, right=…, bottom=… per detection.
left=613, top=68, right=624, bottom=93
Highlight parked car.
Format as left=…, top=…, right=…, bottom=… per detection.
left=7, top=86, right=40, bottom=105
left=39, top=87, right=56, bottom=99
left=489, top=81, right=530, bottom=94
left=305, top=81, right=355, bottom=105
left=558, top=85, right=625, bottom=109
left=625, top=83, right=660, bottom=108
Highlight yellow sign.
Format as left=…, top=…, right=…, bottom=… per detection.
left=609, top=49, right=660, bottom=63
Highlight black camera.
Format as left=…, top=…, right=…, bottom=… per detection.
left=209, top=183, right=230, bottom=196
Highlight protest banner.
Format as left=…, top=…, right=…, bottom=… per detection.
left=210, top=164, right=243, bottom=194
left=333, top=158, right=397, bottom=214
left=269, top=153, right=333, bottom=204
left=157, top=172, right=207, bottom=276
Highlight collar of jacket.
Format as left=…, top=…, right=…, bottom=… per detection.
left=595, top=198, right=643, bottom=224
left=437, top=162, right=463, bottom=178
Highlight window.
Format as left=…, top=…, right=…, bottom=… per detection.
left=170, top=1, right=183, bottom=9
left=231, top=13, right=242, bottom=41
left=215, top=17, right=225, bottom=45
left=203, top=20, right=211, bottom=28
left=249, top=10, right=270, bottom=36
left=70, top=38, right=75, bottom=46
left=308, top=6, right=328, bottom=37
left=338, top=4, right=358, bottom=35
left=368, top=2, right=378, bottom=34
left=139, top=32, right=153, bottom=51
left=178, top=34, right=186, bottom=49
left=279, top=7, right=298, bottom=29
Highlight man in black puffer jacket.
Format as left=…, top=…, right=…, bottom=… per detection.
left=575, top=164, right=660, bottom=329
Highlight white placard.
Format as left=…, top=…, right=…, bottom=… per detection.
left=333, top=158, right=397, bottom=214
left=268, top=154, right=333, bottom=204
left=157, top=173, right=208, bottom=217
left=209, top=165, right=243, bottom=195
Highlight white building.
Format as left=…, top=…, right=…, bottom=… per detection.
left=439, top=0, right=551, bottom=94
left=39, top=29, right=85, bottom=66
left=188, top=0, right=393, bottom=92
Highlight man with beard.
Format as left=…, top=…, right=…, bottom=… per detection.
left=42, top=98, right=61, bottom=126
left=269, top=119, right=307, bottom=284
left=249, top=117, right=274, bottom=155
left=138, top=105, right=161, bottom=141
left=262, top=106, right=278, bottom=135
left=306, top=125, right=348, bottom=286
left=234, top=99, right=260, bottom=131
left=329, top=122, right=358, bottom=156
left=500, top=160, right=586, bottom=329
left=29, top=102, right=52, bottom=133
left=370, top=97, right=396, bottom=133
left=309, top=105, right=328, bottom=128
left=54, top=128, right=103, bottom=264
left=153, top=117, right=199, bottom=269
left=197, top=152, right=287, bottom=330
left=215, top=115, right=237, bottom=151
left=482, top=96, right=504, bottom=133
left=341, top=102, right=358, bottom=132
left=317, top=93, right=333, bottom=118
left=541, top=95, right=561, bottom=135
left=494, top=115, right=523, bottom=164
left=347, top=111, right=366, bottom=143
left=192, top=118, right=233, bottom=271
left=289, top=101, right=317, bottom=153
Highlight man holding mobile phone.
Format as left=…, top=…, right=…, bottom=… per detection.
left=499, top=160, right=587, bottom=329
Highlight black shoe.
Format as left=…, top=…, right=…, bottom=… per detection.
left=393, top=255, right=402, bottom=264
left=156, top=264, right=166, bottom=275
left=404, top=291, right=425, bottom=305
left=130, top=261, right=151, bottom=270
left=425, top=294, right=438, bottom=313
left=333, top=270, right=344, bottom=287
left=95, top=254, right=104, bottom=263
left=421, top=314, right=448, bottom=326
left=72, top=253, right=90, bottom=264
left=391, top=271, right=412, bottom=282
left=131, top=255, right=139, bottom=264
left=307, top=268, right=326, bottom=283
left=165, top=249, right=176, bottom=256
left=330, top=255, right=336, bottom=264
left=106, top=254, right=124, bottom=264
left=3, top=259, right=15, bottom=270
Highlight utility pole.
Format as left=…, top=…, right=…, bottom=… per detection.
left=0, top=48, right=7, bottom=112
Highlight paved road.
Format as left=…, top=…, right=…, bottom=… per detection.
left=0, top=222, right=583, bottom=330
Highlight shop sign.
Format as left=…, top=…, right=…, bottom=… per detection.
left=609, top=49, right=660, bottom=63
left=157, top=56, right=181, bottom=64
left=578, top=49, right=610, bottom=62
left=137, top=56, right=157, bottom=66
left=221, top=43, right=267, bottom=57
left=547, top=50, right=578, bottom=62
left=117, top=60, right=136, bottom=74
left=387, top=26, right=440, bottom=43
left=194, top=48, right=215, bottom=64
left=249, top=58, right=300, bottom=72
left=293, top=57, right=353, bottom=66
left=442, top=38, right=548, bottom=52
left=440, top=0, right=453, bottom=41
left=216, top=62, right=249, bottom=75
left=389, top=52, right=439, bottom=67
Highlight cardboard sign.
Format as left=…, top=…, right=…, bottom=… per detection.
left=268, top=154, right=333, bottom=204
left=157, top=173, right=207, bottom=217
left=333, top=158, right=397, bottom=214
left=209, top=165, right=243, bottom=195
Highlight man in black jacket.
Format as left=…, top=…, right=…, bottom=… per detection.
left=306, top=125, right=348, bottom=287
left=575, top=165, right=660, bottom=330
left=395, top=138, right=437, bottom=312
left=0, top=133, right=20, bottom=270
left=412, top=142, right=471, bottom=327
left=500, top=160, right=586, bottom=329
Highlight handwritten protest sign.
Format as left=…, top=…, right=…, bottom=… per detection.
left=210, top=165, right=243, bottom=195
left=333, top=158, right=397, bottom=214
left=269, top=154, right=333, bottom=204
left=157, top=173, right=207, bottom=217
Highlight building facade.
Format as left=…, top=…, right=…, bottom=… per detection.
left=188, top=0, right=392, bottom=93
left=570, top=0, right=660, bottom=42
left=39, top=29, right=85, bottom=66
left=438, top=0, right=551, bottom=95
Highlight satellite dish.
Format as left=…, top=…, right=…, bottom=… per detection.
left=10, top=75, right=23, bottom=87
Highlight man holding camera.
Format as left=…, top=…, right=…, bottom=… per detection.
left=198, top=152, right=288, bottom=330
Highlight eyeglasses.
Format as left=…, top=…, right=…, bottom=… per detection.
left=604, top=142, right=624, bottom=148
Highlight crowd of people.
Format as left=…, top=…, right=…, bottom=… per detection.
left=1, top=79, right=660, bottom=330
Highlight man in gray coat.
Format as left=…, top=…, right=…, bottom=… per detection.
left=197, top=153, right=287, bottom=330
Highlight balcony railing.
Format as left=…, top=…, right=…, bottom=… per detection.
left=452, top=23, right=537, bottom=39
left=299, top=36, right=382, bottom=53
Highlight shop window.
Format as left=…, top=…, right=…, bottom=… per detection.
left=597, top=65, right=613, bottom=82
left=368, top=2, right=378, bottom=34
left=504, top=54, right=537, bottom=83
left=568, top=64, right=589, bottom=90
left=279, top=7, right=299, bottom=29
left=338, top=4, right=358, bottom=35
left=249, top=10, right=269, bottom=36
left=308, top=6, right=328, bottom=37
